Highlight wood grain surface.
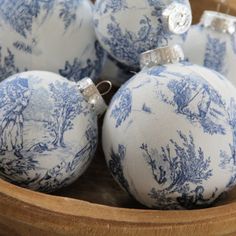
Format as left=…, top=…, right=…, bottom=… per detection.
left=190, top=0, right=236, bottom=23
left=1, top=0, right=236, bottom=236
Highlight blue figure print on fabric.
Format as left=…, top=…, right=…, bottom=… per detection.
left=109, top=144, right=130, bottom=193
left=0, top=78, right=30, bottom=157
left=110, top=87, right=132, bottom=128
left=44, top=81, right=85, bottom=148
left=142, top=103, right=152, bottom=113
left=0, top=78, right=36, bottom=186
left=156, top=71, right=227, bottom=135
left=67, top=125, right=97, bottom=173
left=59, top=0, right=81, bottom=31
left=0, top=46, right=21, bottom=81
left=140, top=130, right=215, bottom=209
left=102, top=11, right=169, bottom=66
left=59, top=41, right=105, bottom=81
left=204, top=35, right=227, bottom=75
left=0, top=0, right=55, bottom=38
left=37, top=161, right=69, bottom=192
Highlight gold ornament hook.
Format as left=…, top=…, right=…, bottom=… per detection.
left=96, top=80, right=112, bottom=96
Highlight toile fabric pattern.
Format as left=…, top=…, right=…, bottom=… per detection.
left=0, top=71, right=98, bottom=192
left=0, top=0, right=106, bottom=83
left=169, top=12, right=236, bottom=86
left=102, top=62, right=236, bottom=209
left=93, top=0, right=191, bottom=68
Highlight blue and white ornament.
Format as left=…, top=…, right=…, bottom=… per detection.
left=170, top=11, right=236, bottom=85
left=0, top=71, right=106, bottom=192
left=102, top=45, right=236, bottom=209
left=0, top=0, right=106, bottom=82
left=93, top=0, right=192, bottom=68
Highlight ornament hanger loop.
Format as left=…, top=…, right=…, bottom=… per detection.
left=96, top=80, right=112, bottom=96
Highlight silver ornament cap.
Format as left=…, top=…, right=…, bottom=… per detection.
left=140, top=44, right=185, bottom=68
left=200, top=10, right=236, bottom=35
left=77, top=78, right=107, bottom=116
left=162, top=2, right=192, bottom=35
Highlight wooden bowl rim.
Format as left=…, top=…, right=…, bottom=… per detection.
left=1, top=1, right=236, bottom=228
left=1, top=178, right=236, bottom=227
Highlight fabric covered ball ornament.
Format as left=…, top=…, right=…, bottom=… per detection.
left=0, top=71, right=107, bottom=192
left=0, top=0, right=106, bottom=82
left=103, top=45, right=236, bottom=209
left=170, top=11, right=236, bottom=85
left=93, top=0, right=192, bottom=68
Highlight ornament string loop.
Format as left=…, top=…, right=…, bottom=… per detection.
left=77, top=77, right=107, bottom=116
left=96, top=80, right=112, bottom=96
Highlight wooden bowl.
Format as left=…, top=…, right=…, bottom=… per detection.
left=1, top=0, right=236, bottom=235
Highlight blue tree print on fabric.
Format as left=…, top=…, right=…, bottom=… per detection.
left=44, top=81, right=86, bottom=147
left=204, top=35, right=226, bottom=74
left=146, top=65, right=167, bottom=76
left=110, top=87, right=132, bottom=128
left=231, top=34, right=236, bottom=54
left=0, top=154, right=40, bottom=187
left=226, top=175, right=236, bottom=189
left=109, top=144, right=130, bottom=193
left=96, top=0, right=127, bottom=15
left=59, top=41, right=105, bottom=81
left=140, top=130, right=215, bottom=209
left=0, top=76, right=96, bottom=192
left=102, top=11, right=169, bottom=66
left=13, top=41, right=33, bottom=54
left=156, top=72, right=226, bottom=135
left=59, top=0, right=80, bottom=31
left=220, top=98, right=236, bottom=188
left=0, top=0, right=54, bottom=38
left=0, top=46, right=21, bottom=81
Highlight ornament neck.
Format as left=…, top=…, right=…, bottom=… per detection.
left=140, top=45, right=185, bottom=69
left=162, top=2, right=192, bottom=35
left=77, top=78, right=107, bottom=116
left=200, top=11, right=236, bottom=35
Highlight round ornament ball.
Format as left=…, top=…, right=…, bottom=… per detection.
left=102, top=45, right=236, bottom=209
left=93, top=0, right=192, bottom=68
left=0, top=71, right=106, bottom=192
left=0, top=0, right=106, bottom=82
left=169, top=11, right=236, bottom=86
